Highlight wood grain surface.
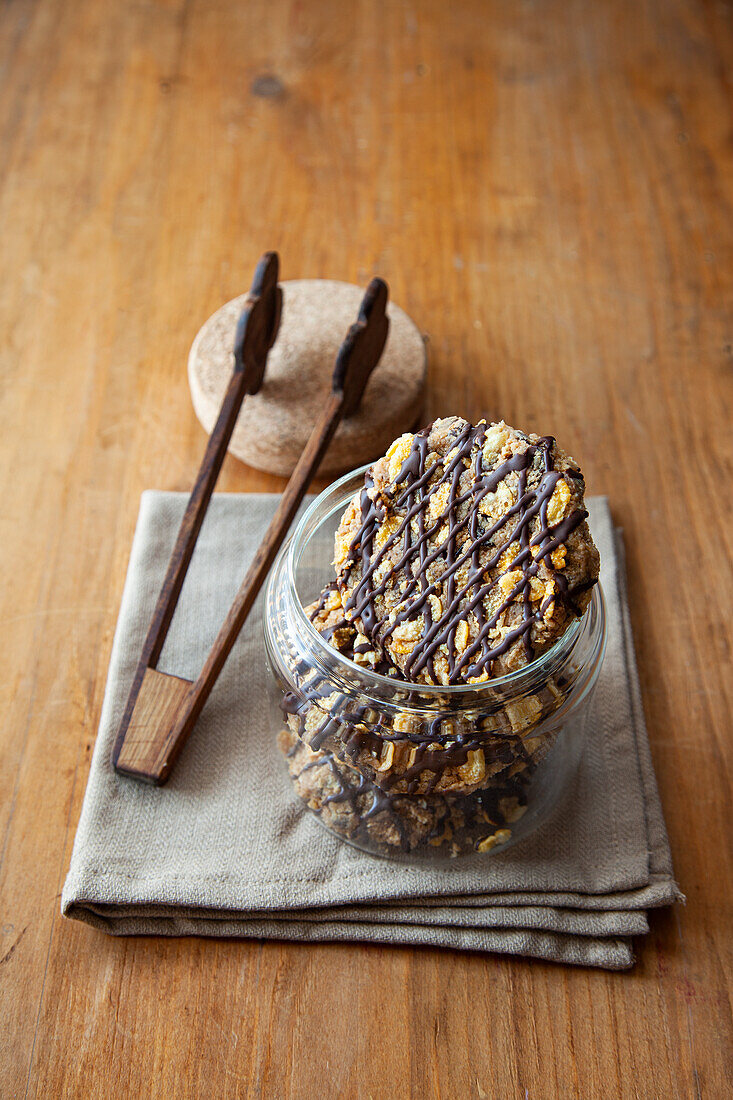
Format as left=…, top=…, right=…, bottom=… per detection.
left=1, top=0, right=731, bottom=1097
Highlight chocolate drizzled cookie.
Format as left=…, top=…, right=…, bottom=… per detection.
left=286, top=587, right=561, bottom=798
left=278, top=725, right=528, bottom=856
left=334, top=418, right=600, bottom=684
left=305, top=581, right=401, bottom=678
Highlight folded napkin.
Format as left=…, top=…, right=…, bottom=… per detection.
left=62, top=492, right=680, bottom=969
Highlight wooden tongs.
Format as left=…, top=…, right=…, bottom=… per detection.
left=112, top=252, right=389, bottom=784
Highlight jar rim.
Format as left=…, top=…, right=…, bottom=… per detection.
left=282, top=463, right=598, bottom=699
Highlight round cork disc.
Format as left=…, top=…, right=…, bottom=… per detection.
left=188, top=279, right=427, bottom=478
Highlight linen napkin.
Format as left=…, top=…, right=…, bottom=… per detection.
left=62, top=493, right=680, bottom=969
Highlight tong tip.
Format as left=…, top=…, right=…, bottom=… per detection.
left=332, top=277, right=390, bottom=417
left=233, top=251, right=283, bottom=393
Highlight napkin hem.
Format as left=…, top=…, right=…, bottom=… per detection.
left=59, top=907, right=637, bottom=969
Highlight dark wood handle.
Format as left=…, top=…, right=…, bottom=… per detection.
left=111, top=251, right=281, bottom=771
left=114, top=276, right=390, bottom=785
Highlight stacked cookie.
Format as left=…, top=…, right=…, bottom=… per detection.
left=278, top=417, right=600, bottom=857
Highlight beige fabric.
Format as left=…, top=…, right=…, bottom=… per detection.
left=61, top=494, right=680, bottom=969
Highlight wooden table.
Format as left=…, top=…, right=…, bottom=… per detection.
left=1, top=1, right=730, bottom=1095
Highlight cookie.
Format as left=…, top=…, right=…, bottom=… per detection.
left=282, top=586, right=561, bottom=797
left=278, top=725, right=528, bottom=857
left=278, top=725, right=448, bottom=852
left=334, top=417, right=600, bottom=684
left=305, top=581, right=401, bottom=678
left=283, top=673, right=558, bottom=798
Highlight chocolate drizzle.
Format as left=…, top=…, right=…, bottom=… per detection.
left=342, top=422, right=593, bottom=682
left=353, top=474, right=383, bottom=635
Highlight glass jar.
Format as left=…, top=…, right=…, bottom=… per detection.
left=263, top=466, right=607, bottom=862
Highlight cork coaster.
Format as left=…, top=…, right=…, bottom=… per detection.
left=188, top=280, right=427, bottom=478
